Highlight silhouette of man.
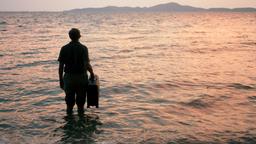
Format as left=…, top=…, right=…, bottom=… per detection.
left=58, top=28, right=94, bottom=113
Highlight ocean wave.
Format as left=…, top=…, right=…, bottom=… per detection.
left=228, top=83, right=254, bottom=90
left=32, top=96, right=63, bottom=106
left=0, top=21, right=7, bottom=25
left=241, top=42, right=256, bottom=46
left=0, top=60, right=57, bottom=70
left=248, top=96, right=256, bottom=104
left=228, top=133, right=256, bottom=144
left=101, top=82, right=180, bottom=96
left=15, top=60, right=57, bottom=68
left=184, top=99, right=210, bottom=109
left=20, top=51, right=39, bottom=55
left=0, top=98, right=11, bottom=103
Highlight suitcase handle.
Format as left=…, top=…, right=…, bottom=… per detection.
left=88, top=75, right=99, bottom=85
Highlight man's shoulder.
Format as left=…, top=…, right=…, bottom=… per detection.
left=61, top=42, right=87, bottom=51
left=59, top=44, right=68, bottom=53
left=62, top=42, right=72, bottom=49
left=78, top=42, right=88, bottom=49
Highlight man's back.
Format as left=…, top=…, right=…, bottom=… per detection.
left=58, top=41, right=89, bottom=74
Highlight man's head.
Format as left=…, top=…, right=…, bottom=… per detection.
left=69, top=28, right=81, bottom=41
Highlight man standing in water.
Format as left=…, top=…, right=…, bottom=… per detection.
left=58, top=28, right=94, bottom=114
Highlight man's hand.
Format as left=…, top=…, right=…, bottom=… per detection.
left=90, top=73, right=95, bottom=81
left=87, top=63, right=95, bottom=81
left=60, top=79, right=64, bottom=90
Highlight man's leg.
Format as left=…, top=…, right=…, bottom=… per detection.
left=76, top=86, right=87, bottom=113
left=65, top=90, right=76, bottom=114
left=64, top=73, right=76, bottom=114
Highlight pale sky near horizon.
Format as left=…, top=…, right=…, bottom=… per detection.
left=0, top=0, right=256, bottom=11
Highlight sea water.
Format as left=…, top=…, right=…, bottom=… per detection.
left=0, top=12, right=256, bottom=143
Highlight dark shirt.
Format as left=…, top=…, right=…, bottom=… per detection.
left=58, top=41, right=90, bottom=74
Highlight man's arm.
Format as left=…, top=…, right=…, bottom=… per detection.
left=84, top=46, right=94, bottom=80
left=87, top=63, right=94, bottom=80
left=59, top=62, right=64, bottom=90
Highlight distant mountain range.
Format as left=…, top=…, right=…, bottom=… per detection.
left=67, top=2, right=256, bottom=13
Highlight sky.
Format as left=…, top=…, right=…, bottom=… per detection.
left=0, top=0, right=256, bottom=11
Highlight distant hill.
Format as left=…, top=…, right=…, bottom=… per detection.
left=148, top=2, right=206, bottom=12
left=67, top=2, right=256, bottom=13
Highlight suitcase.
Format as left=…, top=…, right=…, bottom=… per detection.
left=87, top=75, right=100, bottom=108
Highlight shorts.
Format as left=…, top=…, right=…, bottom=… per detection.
left=63, top=73, right=88, bottom=107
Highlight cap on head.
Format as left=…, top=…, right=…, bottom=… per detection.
left=69, top=28, right=81, bottom=41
